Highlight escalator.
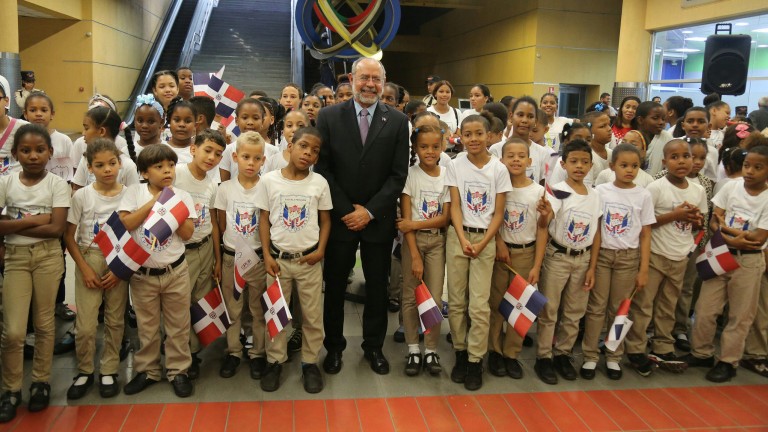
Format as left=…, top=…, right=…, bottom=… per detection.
left=155, top=0, right=199, bottom=71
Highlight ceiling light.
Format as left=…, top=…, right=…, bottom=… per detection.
left=681, top=30, right=694, bottom=34
left=654, top=49, right=662, bottom=53
left=753, top=28, right=768, bottom=33
left=735, top=22, right=749, bottom=26
left=671, top=48, right=700, bottom=53
left=685, top=37, right=707, bottom=41
left=758, top=44, right=768, bottom=48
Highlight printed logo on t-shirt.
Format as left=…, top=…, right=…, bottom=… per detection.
left=91, top=213, right=110, bottom=239
left=418, top=191, right=443, bottom=220
left=281, top=194, right=311, bottom=232
left=503, top=202, right=527, bottom=233
left=672, top=201, right=692, bottom=234
left=140, top=226, right=171, bottom=252
left=0, top=157, right=12, bottom=175
left=9, top=205, right=46, bottom=219
left=48, top=158, right=71, bottom=180
left=464, top=181, right=491, bottom=216
left=604, top=202, right=632, bottom=237
left=727, top=206, right=753, bottom=231
left=525, top=166, right=536, bottom=182
left=232, top=201, right=258, bottom=238
left=563, top=209, right=592, bottom=247
left=193, top=203, right=208, bottom=231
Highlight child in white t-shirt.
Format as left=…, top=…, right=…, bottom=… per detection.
left=22, top=92, right=75, bottom=181
left=163, top=100, right=196, bottom=165
left=133, top=94, right=164, bottom=157
left=263, top=109, right=308, bottom=174
left=595, top=130, right=655, bottom=188
left=550, top=113, right=612, bottom=188
left=0, top=77, right=28, bottom=177
left=490, top=97, right=549, bottom=183
left=219, top=99, right=280, bottom=181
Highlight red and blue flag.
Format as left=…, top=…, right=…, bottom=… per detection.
left=696, top=229, right=740, bottom=281
left=261, top=278, right=292, bottom=341
left=93, top=212, right=151, bottom=280
left=191, top=286, right=231, bottom=346
left=208, top=76, right=245, bottom=119
left=499, top=274, right=547, bottom=338
left=415, top=282, right=443, bottom=334
left=143, top=187, right=190, bottom=246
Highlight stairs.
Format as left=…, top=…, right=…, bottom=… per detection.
left=155, top=0, right=199, bottom=72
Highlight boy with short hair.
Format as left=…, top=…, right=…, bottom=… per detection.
left=173, top=129, right=225, bottom=378
left=255, top=126, right=331, bottom=393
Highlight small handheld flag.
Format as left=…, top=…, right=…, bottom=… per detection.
left=233, top=234, right=261, bottom=301
left=143, top=187, right=190, bottom=246
left=415, top=282, right=443, bottom=334
left=208, top=76, right=245, bottom=119
left=604, top=298, right=633, bottom=352
left=261, top=278, right=292, bottom=341
left=94, top=212, right=150, bottom=280
left=191, top=284, right=231, bottom=346
left=193, top=72, right=214, bottom=98
left=696, top=229, right=740, bottom=281
left=498, top=273, right=547, bottom=338
left=688, top=230, right=706, bottom=257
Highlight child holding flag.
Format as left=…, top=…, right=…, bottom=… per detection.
left=582, top=144, right=655, bottom=380
left=118, top=145, right=197, bottom=398
left=214, top=131, right=268, bottom=380
left=173, top=129, right=225, bottom=379
left=687, top=145, right=768, bottom=382
left=255, top=126, right=331, bottom=393
left=488, top=137, right=544, bottom=380
left=65, top=139, right=129, bottom=400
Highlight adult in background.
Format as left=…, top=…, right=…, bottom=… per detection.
left=422, top=74, right=440, bottom=106
left=748, top=96, right=768, bottom=133
left=600, top=92, right=618, bottom=117
left=15, top=71, right=41, bottom=119
left=315, top=58, right=409, bottom=375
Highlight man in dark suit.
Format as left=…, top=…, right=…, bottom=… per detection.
left=315, top=58, right=409, bottom=375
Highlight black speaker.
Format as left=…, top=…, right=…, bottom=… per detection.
left=701, top=34, right=751, bottom=96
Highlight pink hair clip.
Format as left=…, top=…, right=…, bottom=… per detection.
left=735, top=123, right=750, bottom=139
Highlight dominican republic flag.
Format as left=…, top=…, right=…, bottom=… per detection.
left=143, top=187, right=190, bottom=246
left=219, top=113, right=241, bottom=137
left=696, top=229, right=740, bottom=281
left=233, top=234, right=261, bottom=300
left=191, top=286, right=231, bottom=346
left=93, top=212, right=151, bottom=280
left=208, top=76, right=245, bottom=119
left=193, top=73, right=214, bottom=98
left=415, top=282, right=443, bottom=334
left=688, top=230, right=706, bottom=257
left=604, top=298, right=633, bottom=352
left=544, top=152, right=571, bottom=199
left=261, top=278, right=292, bottom=341
left=499, top=274, right=547, bottom=338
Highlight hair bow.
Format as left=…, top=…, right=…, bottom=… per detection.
left=595, top=103, right=605, bottom=112
left=135, top=93, right=164, bottom=118
left=735, top=123, right=750, bottom=139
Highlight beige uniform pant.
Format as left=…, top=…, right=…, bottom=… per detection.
left=583, top=248, right=639, bottom=363
left=446, top=229, right=495, bottom=363
left=625, top=253, right=687, bottom=355
left=673, top=255, right=700, bottom=337
left=75, top=248, right=128, bottom=375
left=401, top=231, right=446, bottom=350
left=691, top=252, right=765, bottom=365
left=265, top=258, right=323, bottom=364
left=536, top=244, right=591, bottom=359
left=1, top=239, right=63, bottom=391
left=221, top=252, right=266, bottom=359
left=185, top=239, right=214, bottom=353
left=744, top=272, right=768, bottom=360
left=489, top=246, right=535, bottom=359
left=130, top=260, right=192, bottom=381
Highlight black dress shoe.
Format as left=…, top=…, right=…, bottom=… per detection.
left=681, top=353, right=715, bottom=368
left=323, top=351, right=343, bottom=374
left=553, top=355, right=577, bottom=380
left=606, top=366, right=623, bottom=380
left=535, top=358, right=558, bottom=385
left=451, top=350, right=468, bottom=383
left=302, top=364, right=324, bottom=393
left=364, top=350, right=390, bottom=375
left=220, top=354, right=240, bottom=378
left=261, top=362, right=283, bottom=392
left=706, top=361, right=736, bottom=383
left=28, top=382, right=50, bottom=412
left=505, top=358, right=523, bottom=379
left=99, top=374, right=120, bottom=398
left=250, top=357, right=267, bottom=379
left=405, top=353, right=422, bottom=376
left=0, top=391, right=21, bottom=423
left=488, top=351, right=506, bottom=377
left=171, top=374, right=193, bottom=398
left=67, top=373, right=94, bottom=400
left=579, top=366, right=596, bottom=380
left=464, top=361, right=483, bottom=391
left=124, top=372, right=159, bottom=395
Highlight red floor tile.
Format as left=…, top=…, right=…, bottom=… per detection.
left=586, top=390, right=650, bottom=431
left=415, top=396, right=460, bottom=432
left=225, top=401, right=261, bottom=432
left=156, top=403, right=197, bottom=432
left=474, top=394, right=525, bottom=432
left=12, top=406, right=63, bottom=432
left=325, top=399, right=360, bottom=432
left=85, top=405, right=131, bottom=432
left=120, top=404, right=164, bottom=432
left=716, top=385, right=768, bottom=423
left=51, top=405, right=98, bottom=431
left=386, top=397, right=427, bottom=432
left=557, top=391, right=620, bottom=431
left=640, top=388, right=708, bottom=428
left=356, top=398, right=393, bottom=432
left=694, top=387, right=764, bottom=427
left=664, top=387, right=738, bottom=428
left=294, top=400, right=328, bottom=432
left=191, top=402, right=229, bottom=432
left=446, top=395, right=492, bottom=432
left=611, top=389, right=679, bottom=430
left=260, top=401, right=293, bottom=431
left=742, top=385, right=768, bottom=408
left=531, top=392, right=589, bottom=431
left=503, top=393, right=558, bottom=431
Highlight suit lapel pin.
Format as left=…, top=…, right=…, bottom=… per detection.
left=382, top=117, right=387, bottom=122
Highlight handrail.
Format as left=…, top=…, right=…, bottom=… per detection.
left=123, top=0, right=185, bottom=124
left=178, top=0, right=217, bottom=68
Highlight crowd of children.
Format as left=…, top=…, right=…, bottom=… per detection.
left=0, top=67, right=766, bottom=423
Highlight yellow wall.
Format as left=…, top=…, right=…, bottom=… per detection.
left=19, top=0, right=82, bottom=20
left=18, top=0, right=172, bottom=132
left=645, top=0, right=768, bottom=31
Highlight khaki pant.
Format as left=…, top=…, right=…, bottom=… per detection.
left=401, top=231, right=445, bottom=350
left=130, top=260, right=192, bottom=381
left=221, top=253, right=266, bottom=359
left=265, top=258, right=323, bottom=363
left=75, top=248, right=128, bottom=375
left=744, top=273, right=768, bottom=360
left=446, top=229, right=495, bottom=362
left=185, top=239, right=214, bottom=353
left=489, top=246, right=535, bottom=359
left=1, top=239, right=63, bottom=391
left=625, top=253, right=687, bottom=355
left=537, top=244, right=591, bottom=359
left=691, top=252, right=765, bottom=365
left=673, top=255, right=701, bottom=337
left=582, top=248, right=639, bottom=363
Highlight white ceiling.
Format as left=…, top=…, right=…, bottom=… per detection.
left=655, top=14, right=768, bottom=53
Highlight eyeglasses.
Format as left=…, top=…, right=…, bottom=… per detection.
left=356, top=75, right=382, bottom=85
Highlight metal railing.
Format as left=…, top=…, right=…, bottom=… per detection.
left=178, top=0, right=218, bottom=68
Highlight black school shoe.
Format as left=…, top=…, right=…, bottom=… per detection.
left=220, top=354, right=241, bottom=378
left=188, top=353, right=201, bottom=380
left=28, top=382, right=50, bottom=412
left=66, top=373, right=94, bottom=400
left=261, top=362, right=283, bottom=392
left=451, top=350, right=468, bottom=383
left=505, top=358, right=523, bottom=379
left=706, top=361, right=737, bottom=383
left=424, top=353, right=442, bottom=376
left=681, top=353, right=715, bottom=368
left=627, top=353, right=654, bottom=377
left=534, top=358, right=558, bottom=385
left=464, top=361, right=483, bottom=391
left=99, top=374, right=120, bottom=398
left=488, top=351, right=506, bottom=377
left=0, top=391, right=21, bottom=423
left=302, top=364, right=324, bottom=394
left=250, top=357, right=267, bottom=379
left=171, top=374, right=193, bottom=398
left=553, top=355, right=577, bottom=380
left=124, top=372, right=159, bottom=395
left=405, top=353, right=422, bottom=376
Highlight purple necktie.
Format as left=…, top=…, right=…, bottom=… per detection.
left=359, top=108, right=369, bottom=145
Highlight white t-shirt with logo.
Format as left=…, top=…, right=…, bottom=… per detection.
left=427, top=105, right=460, bottom=134
left=214, top=177, right=262, bottom=250
left=402, top=165, right=448, bottom=223
left=174, top=163, right=218, bottom=243
left=549, top=148, right=612, bottom=189
left=712, top=179, right=768, bottom=250
left=47, top=130, right=76, bottom=181
left=500, top=182, right=545, bottom=245
left=547, top=181, right=602, bottom=250
left=445, top=155, right=512, bottom=229
left=0, top=171, right=71, bottom=245
left=596, top=182, right=656, bottom=250
left=594, top=168, right=655, bottom=188
left=220, top=142, right=280, bottom=178
left=68, top=184, right=127, bottom=248
left=0, top=118, right=28, bottom=176
left=119, top=184, right=196, bottom=268
left=646, top=176, right=708, bottom=261
left=528, top=141, right=553, bottom=183
left=254, top=170, right=332, bottom=252
left=72, top=153, right=139, bottom=188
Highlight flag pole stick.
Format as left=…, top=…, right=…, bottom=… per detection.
left=216, top=278, right=232, bottom=323
left=628, top=286, right=639, bottom=301
left=503, top=263, right=521, bottom=276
